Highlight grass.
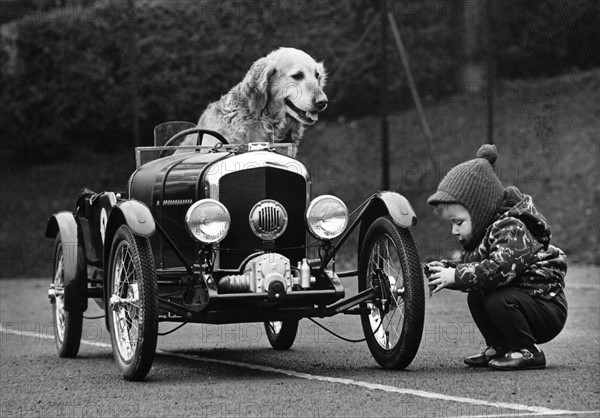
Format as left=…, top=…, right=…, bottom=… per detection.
left=1, top=70, right=598, bottom=277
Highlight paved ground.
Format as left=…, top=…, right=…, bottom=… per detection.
left=1, top=265, right=598, bottom=417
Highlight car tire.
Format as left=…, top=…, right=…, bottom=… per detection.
left=264, top=320, right=299, bottom=350
left=107, top=225, right=158, bottom=381
left=358, top=216, right=424, bottom=370
left=51, top=234, right=84, bottom=358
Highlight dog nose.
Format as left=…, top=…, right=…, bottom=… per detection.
left=315, top=99, right=328, bottom=111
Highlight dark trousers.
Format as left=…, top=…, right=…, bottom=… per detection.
left=467, top=287, right=567, bottom=352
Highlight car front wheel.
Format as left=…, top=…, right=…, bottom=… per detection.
left=358, top=216, right=424, bottom=370
left=107, top=225, right=158, bottom=381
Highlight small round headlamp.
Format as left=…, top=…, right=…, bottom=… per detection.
left=185, top=199, right=231, bottom=244
left=306, top=195, right=348, bottom=240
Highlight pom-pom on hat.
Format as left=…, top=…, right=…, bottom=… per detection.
left=427, top=144, right=504, bottom=249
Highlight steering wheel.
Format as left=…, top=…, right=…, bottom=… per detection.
left=158, top=128, right=229, bottom=158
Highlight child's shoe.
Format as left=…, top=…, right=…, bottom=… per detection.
left=488, top=349, right=546, bottom=370
left=464, top=346, right=506, bottom=367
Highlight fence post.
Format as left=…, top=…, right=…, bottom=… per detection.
left=380, top=0, right=390, bottom=190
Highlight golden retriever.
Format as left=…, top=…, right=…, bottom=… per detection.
left=183, top=47, right=327, bottom=152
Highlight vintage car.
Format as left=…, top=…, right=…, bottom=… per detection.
left=45, top=122, right=425, bottom=381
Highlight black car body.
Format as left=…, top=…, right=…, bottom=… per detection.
left=46, top=124, right=425, bottom=380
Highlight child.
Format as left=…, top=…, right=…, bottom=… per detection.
left=426, top=144, right=567, bottom=370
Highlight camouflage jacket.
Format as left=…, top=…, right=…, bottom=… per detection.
left=444, top=186, right=567, bottom=301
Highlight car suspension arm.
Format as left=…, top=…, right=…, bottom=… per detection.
left=322, top=285, right=381, bottom=316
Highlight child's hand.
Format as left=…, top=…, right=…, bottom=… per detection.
left=428, top=265, right=456, bottom=294
left=426, top=261, right=445, bottom=269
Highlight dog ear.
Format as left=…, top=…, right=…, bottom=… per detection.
left=242, top=57, right=277, bottom=114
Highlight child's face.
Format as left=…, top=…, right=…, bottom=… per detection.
left=440, top=204, right=473, bottom=246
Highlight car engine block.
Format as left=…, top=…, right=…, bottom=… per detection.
left=218, top=253, right=292, bottom=293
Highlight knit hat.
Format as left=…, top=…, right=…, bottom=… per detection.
left=427, top=144, right=504, bottom=250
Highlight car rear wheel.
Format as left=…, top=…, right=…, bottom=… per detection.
left=107, top=225, right=158, bottom=381
left=51, top=234, right=83, bottom=358
left=358, top=216, right=424, bottom=369
left=264, top=320, right=299, bottom=350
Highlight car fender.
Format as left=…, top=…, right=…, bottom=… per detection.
left=45, top=211, right=87, bottom=312
left=357, top=191, right=417, bottom=250
left=101, top=199, right=155, bottom=328
left=103, top=200, right=155, bottom=258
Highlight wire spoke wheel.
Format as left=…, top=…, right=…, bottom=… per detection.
left=112, top=243, right=141, bottom=361
left=367, top=237, right=406, bottom=349
left=50, top=234, right=83, bottom=358
left=107, top=225, right=158, bottom=381
left=359, top=216, right=424, bottom=369
left=264, top=320, right=299, bottom=350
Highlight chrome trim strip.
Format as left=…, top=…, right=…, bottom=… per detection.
left=203, top=151, right=311, bottom=201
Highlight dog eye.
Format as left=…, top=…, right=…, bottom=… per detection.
left=291, top=72, right=304, bottom=81
left=315, top=72, right=320, bottom=80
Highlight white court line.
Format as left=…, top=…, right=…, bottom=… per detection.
left=4, top=330, right=598, bottom=416
left=461, top=414, right=600, bottom=418
left=163, top=353, right=577, bottom=416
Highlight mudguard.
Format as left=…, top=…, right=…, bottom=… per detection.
left=101, top=199, right=155, bottom=329
left=103, top=200, right=155, bottom=259
left=357, top=191, right=417, bottom=250
left=45, top=212, right=87, bottom=312
left=110, top=200, right=155, bottom=237
left=361, top=191, right=416, bottom=227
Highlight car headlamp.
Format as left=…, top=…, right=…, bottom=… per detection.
left=306, top=195, right=348, bottom=240
left=185, top=199, right=231, bottom=244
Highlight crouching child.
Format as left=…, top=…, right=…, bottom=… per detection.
left=426, top=144, right=567, bottom=370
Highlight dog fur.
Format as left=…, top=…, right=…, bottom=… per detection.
left=186, top=47, right=327, bottom=150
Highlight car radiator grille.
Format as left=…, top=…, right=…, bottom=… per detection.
left=218, top=167, right=308, bottom=269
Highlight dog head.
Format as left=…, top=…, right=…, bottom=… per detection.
left=243, top=47, right=328, bottom=126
